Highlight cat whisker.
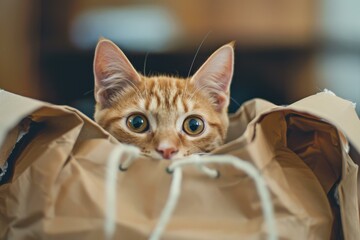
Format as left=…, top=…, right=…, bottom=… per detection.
left=143, top=52, right=149, bottom=76
left=230, top=96, right=241, bottom=107
left=142, top=52, right=150, bottom=98
left=182, top=31, right=212, bottom=102
left=82, top=89, right=94, bottom=96
left=186, top=31, right=212, bottom=79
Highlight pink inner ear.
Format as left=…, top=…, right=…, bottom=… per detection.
left=191, top=44, right=234, bottom=111
left=93, top=39, right=141, bottom=107
left=94, top=40, right=140, bottom=85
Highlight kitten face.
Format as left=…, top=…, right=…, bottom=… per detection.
left=93, top=39, right=234, bottom=160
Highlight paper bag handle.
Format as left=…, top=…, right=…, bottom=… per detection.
left=104, top=148, right=278, bottom=240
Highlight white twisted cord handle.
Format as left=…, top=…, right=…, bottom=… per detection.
left=105, top=145, right=140, bottom=240
left=150, top=155, right=278, bottom=240
left=105, top=150, right=277, bottom=240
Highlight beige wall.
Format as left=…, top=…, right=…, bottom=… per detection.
left=0, top=0, right=317, bottom=100
left=70, top=0, right=316, bottom=48
left=0, top=0, right=41, bottom=98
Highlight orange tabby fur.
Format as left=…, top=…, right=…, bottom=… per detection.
left=93, top=39, right=234, bottom=160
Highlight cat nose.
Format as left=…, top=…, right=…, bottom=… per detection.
left=156, top=147, right=178, bottom=159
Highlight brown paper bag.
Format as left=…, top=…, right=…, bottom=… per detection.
left=0, top=89, right=359, bottom=240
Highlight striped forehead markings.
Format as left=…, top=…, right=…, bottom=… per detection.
left=141, top=77, right=194, bottom=113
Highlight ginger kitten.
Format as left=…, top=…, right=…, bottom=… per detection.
left=93, top=39, right=234, bottom=160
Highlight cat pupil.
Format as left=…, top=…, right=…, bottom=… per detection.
left=132, top=116, right=144, bottom=129
left=189, top=119, right=200, bottom=132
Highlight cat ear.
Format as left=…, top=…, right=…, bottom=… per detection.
left=190, top=43, right=234, bottom=112
left=94, top=38, right=141, bottom=108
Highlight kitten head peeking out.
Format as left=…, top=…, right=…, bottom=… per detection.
left=93, top=38, right=234, bottom=160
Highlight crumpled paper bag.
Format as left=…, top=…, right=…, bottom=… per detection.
left=0, top=90, right=359, bottom=239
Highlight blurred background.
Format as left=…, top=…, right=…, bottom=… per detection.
left=0, top=0, right=359, bottom=117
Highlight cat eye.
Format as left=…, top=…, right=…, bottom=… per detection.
left=126, top=114, right=149, bottom=133
left=183, top=116, right=205, bottom=136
